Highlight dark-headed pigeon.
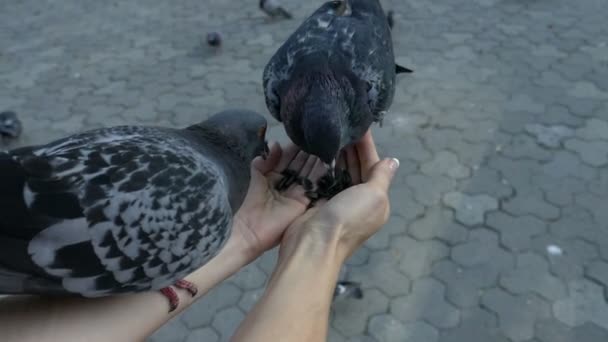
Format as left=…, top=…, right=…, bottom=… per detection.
left=0, top=111, right=22, bottom=139
left=0, top=109, right=268, bottom=312
left=259, top=0, right=293, bottom=19
left=206, top=32, right=222, bottom=47
left=263, top=0, right=412, bottom=165
left=334, top=281, right=363, bottom=300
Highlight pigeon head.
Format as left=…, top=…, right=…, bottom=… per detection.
left=0, top=111, right=22, bottom=138
left=281, top=66, right=371, bottom=164
left=190, top=109, right=269, bottom=163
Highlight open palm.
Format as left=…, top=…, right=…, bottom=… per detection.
left=232, top=142, right=327, bottom=259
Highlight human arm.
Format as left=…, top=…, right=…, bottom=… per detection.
left=0, top=142, right=325, bottom=342
left=232, top=132, right=400, bottom=342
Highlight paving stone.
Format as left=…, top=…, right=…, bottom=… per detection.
left=451, top=228, right=514, bottom=271
left=333, top=289, right=389, bottom=337
left=564, top=138, right=608, bottom=167
left=148, top=316, right=189, bottom=342
left=461, top=166, right=514, bottom=199
left=442, top=192, right=498, bottom=226
left=432, top=259, right=498, bottom=308
left=184, top=327, right=219, bottom=342
left=439, top=308, right=509, bottom=342
left=390, top=278, right=460, bottom=329
left=524, top=123, right=574, bottom=148
left=406, top=174, right=457, bottom=206
left=369, top=315, right=439, bottom=342
left=349, top=251, right=411, bottom=297
left=553, top=280, right=608, bottom=329
left=392, top=235, right=449, bottom=279
left=542, top=151, right=597, bottom=181
left=586, top=260, right=608, bottom=287
left=420, top=151, right=471, bottom=179
left=502, top=134, right=553, bottom=161
left=575, top=192, right=608, bottom=227
left=575, top=118, right=608, bottom=140
left=568, top=81, right=608, bottom=99
left=486, top=212, right=547, bottom=252
left=500, top=252, right=567, bottom=301
left=502, top=192, right=561, bottom=220
left=408, top=207, right=468, bottom=245
left=256, top=248, right=278, bottom=276
left=482, top=289, right=551, bottom=342
left=536, top=319, right=608, bottom=342
left=181, top=283, right=242, bottom=329
left=238, top=287, right=264, bottom=313
left=211, top=307, right=245, bottom=340
left=228, top=263, right=266, bottom=290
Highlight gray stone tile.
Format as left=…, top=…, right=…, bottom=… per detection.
left=185, top=327, right=219, bottom=342
left=369, top=315, right=439, bottom=342
left=180, top=283, right=242, bottom=329
left=482, top=289, right=551, bottom=342
left=333, top=289, right=389, bottom=337
left=390, top=278, right=460, bottom=329
left=211, top=307, right=245, bottom=341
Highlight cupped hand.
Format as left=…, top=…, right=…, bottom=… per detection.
left=280, top=131, right=400, bottom=263
left=231, top=141, right=328, bottom=262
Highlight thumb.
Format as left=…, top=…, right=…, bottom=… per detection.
left=366, top=158, right=399, bottom=192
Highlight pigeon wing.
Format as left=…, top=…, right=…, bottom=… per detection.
left=0, top=127, right=233, bottom=297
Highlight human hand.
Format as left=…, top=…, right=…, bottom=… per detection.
left=231, top=141, right=328, bottom=263
left=279, top=131, right=399, bottom=264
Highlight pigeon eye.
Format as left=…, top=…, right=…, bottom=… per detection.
left=330, top=0, right=342, bottom=9
left=257, top=125, right=267, bottom=139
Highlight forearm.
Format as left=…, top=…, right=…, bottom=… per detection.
left=232, top=234, right=343, bottom=342
left=0, top=231, right=255, bottom=342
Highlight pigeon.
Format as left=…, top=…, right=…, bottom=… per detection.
left=259, top=0, right=293, bottom=19
left=263, top=0, right=413, bottom=166
left=386, top=10, right=394, bottom=29
left=0, top=111, right=22, bottom=139
left=0, top=109, right=269, bottom=312
left=206, top=32, right=222, bottom=47
left=333, top=281, right=363, bottom=300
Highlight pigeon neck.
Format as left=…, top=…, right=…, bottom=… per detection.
left=186, top=127, right=251, bottom=211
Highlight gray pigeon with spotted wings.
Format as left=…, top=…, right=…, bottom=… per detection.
left=263, top=0, right=412, bottom=165
left=0, top=109, right=268, bottom=311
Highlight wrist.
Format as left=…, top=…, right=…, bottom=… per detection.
left=278, top=221, right=346, bottom=272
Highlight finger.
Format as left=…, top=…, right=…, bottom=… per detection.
left=252, top=142, right=282, bottom=175
left=308, top=158, right=327, bottom=185
left=275, top=143, right=300, bottom=171
left=355, top=130, right=380, bottom=182
left=346, top=145, right=361, bottom=185
left=288, top=150, right=309, bottom=174
left=366, top=158, right=400, bottom=192
left=300, top=154, right=317, bottom=179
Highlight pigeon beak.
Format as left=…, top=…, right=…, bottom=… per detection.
left=262, top=141, right=270, bottom=160
left=258, top=125, right=269, bottom=160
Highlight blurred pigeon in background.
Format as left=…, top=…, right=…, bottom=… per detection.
left=334, top=281, right=363, bottom=300
left=263, top=0, right=413, bottom=167
left=259, top=0, right=293, bottom=19
left=206, top=32, right=222, bottom=47
left=387, top=9, right=394, bottom=29
left=0, top=109, right=269, bottom=312
left=0, top=111, right=22, bottom=140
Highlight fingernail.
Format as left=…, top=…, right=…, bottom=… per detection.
left=389, top=158, right=400, bottom=171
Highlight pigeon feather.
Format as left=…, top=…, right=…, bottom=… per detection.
left=0, top=110, right=268, bottom=297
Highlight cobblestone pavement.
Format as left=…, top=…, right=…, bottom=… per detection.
left=2, top=0, right=608, bottom=341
